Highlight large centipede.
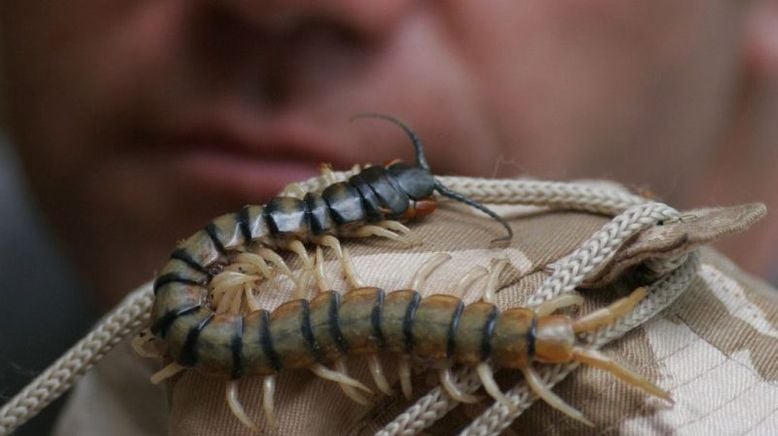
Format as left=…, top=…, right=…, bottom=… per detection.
left=143, top=115, right=670, bottom=432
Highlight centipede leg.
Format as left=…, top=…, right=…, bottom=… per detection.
left=398, top=355, right=413, bottom=400
left=376, top=220, right=412, bottom=235
left=481, top=258, right=509, bottom=304
left=439, top=368, right=480, bottom=403
left=572, top=347, right=672, bottom=402
left=572, top=287, right=647, bottom=333
left=228, top=285, right=244, bottom=314
left=258, top=247, right=302, bottom=292
left=318, top=235, right=365, bottom=288
left=314, top=246, right=331, bottom=293
left=215, top=284, right=244, bottom=314
left=244, top=285, right=262, bottom=312
left=334, top=357, right=372, bottom=405
left=520, top=365, right=594, bottom=426
left=284, top=182, right=309, bottom=198
left=454, top=265, right=489, bottom=300
left=210, top=272, right=259, bottom=313
left=212, top=270, right=259, bottom=287
left=263, top=375, right=278, bottom=429
left=226, top=380, right=260, bottom=432
left=535, top=293, right=585, bottom=317
left=150, top=362, right=186, bottom=384
left=284, top=242, right=313, bottom=297
left=257, top=248, right=294, bottom=276
left=377, top=220, right=421, bottom=245
left=286, top=239, right=314, bottom=270
left=341, top=248, right=365, bottom=289
left=476, top=362, right=515, bottom=411
left=131, top=329, right=161, bottom=359
left=232, top=252, right=274, bottom=280
left=367, top=354, right=393, bottom=396
left=320, top=163, right=337, bottom=185
left=309, top=363, right=373, bottom=394
left=406, top=252, right=451, bottom=290
left=352, top=225, right=410, bottom=245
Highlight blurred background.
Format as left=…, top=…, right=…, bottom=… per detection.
left=1, top=1, right=777, bottom=435
left=0, top=137, right=98, bottom=435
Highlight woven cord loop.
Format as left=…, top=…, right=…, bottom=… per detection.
left=0, top=284, right=154, bottom=435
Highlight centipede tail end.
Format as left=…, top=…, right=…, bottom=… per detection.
left=572, top=347, right=673, bottom=403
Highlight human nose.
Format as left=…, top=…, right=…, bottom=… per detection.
left=205, top=0, right=412, bottom=40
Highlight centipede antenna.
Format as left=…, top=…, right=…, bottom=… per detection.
left=350, top=112, right=431, bottom=170
left=434, top=180, right=513, bottom=244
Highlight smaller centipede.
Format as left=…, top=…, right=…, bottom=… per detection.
left=143, top=253, right=670, bottom=432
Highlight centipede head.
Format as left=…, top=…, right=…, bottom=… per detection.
left=350, top=112, right=514, bottom=244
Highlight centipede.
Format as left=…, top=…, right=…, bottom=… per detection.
left=142, top=115, right=670, bottom=432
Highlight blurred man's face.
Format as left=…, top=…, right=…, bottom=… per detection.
left=0, top=0, right=747, bottom=303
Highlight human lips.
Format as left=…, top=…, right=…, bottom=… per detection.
left=143, top=115, right=354, bottom=203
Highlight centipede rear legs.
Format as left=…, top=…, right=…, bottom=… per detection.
left=512, top=287, right=668, bottom=426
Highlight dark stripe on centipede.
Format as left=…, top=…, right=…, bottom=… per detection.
left=371, top=289, right=386, bottom=349
left=230, top=316, right=244, bottom=379
left=300, top=195, right=313, bottom=235
left=178, top=313, right=214, bottom=367
left=480, top=305, right=499, bottom=361
left=259, top=310, right=282, bottom=372
left=527, top=315, right=537, bottom=360
left=328, top=292, right=348, bottom=354
left=446, top=300, right=465, bottom=358
left=204, top=222, right=227, bottom=256
left=300, top=299, right=323, bottom=362
left=403, top=291, right=421, bottom=354
left=151, top=304, right=201, bottom=337
left=236, top=206, right=253, bottom=244
left=230, top=316, right=244, bottom=380
left=153, top=273, right=201, bottom=295
left=170, top=248, right=208, bottom=274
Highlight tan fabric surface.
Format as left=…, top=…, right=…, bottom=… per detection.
left=53, top=200, right=776, bottom=435
left=52, top=341, right=167, bottom=436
